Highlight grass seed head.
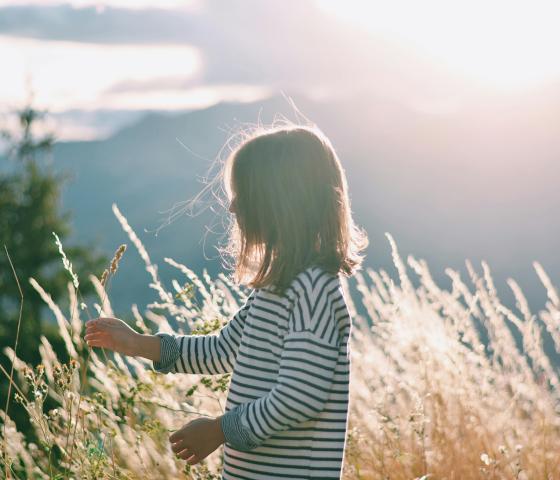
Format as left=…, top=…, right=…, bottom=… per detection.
left=109, top=244, right=127, bottom=274
left=52, top=231, right=79, bottom=289
left=100, top=269, right=109, bottom=287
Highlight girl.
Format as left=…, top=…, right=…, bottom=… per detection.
left=84, top=124, right=368, bottom=479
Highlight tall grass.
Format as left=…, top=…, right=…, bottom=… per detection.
left=1, top=207, right=559, bottom=479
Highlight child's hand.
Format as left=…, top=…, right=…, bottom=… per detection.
left=84, top=317, right=141, bottom=357
left=169, top=416, right=225, bottom=465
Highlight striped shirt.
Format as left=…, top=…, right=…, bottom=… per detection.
left=153, top=265, right=352, bottom=479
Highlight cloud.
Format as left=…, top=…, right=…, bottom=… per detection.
left=0, top=35, right=201, bottom=110
left=0, top=0, right=458, bottom=94
left=0, top=0, right=478, bottom=140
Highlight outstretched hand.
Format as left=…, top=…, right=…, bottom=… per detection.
left=169, top=416, right=226, bottom=465
left=84, top=317, right=141, bottom=357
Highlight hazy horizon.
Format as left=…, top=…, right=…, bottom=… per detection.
left=1, top=0, right=559, bottom=316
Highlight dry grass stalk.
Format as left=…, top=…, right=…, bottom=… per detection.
left=0, top=221, right=558, bottom=479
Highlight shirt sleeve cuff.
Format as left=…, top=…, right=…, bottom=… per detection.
left=220, top=404, right=261, bottom=451
left=152, top=332, right=179, bottom=373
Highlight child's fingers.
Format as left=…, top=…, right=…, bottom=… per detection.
left=85, top=318, right=110, bottom=332
left=170, top=438, right=187, bottom=454
left=84, top=326, right=102, bottom=336
left=85, top=322, right=98, bottom=332
left=84, top=332, right=105, bottom=341
left=169, top=430, right=182, bottom=443
left=186, top=453, right=199, bottom=465
left=85, top=317, right=103, bottom=325
left=85, top=317, right=111, bottom=326
left=85, top=320, right=101, bottom=331
left=84, top=332, right=109, bottom=344
left=177, top=448, right=195, bottom=461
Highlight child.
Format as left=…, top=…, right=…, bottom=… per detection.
left=85, top=124, right=368, bottom=479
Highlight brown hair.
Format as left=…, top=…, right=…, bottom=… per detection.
left=219, top=123, right=368, bottom=297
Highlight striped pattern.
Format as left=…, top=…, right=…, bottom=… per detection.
left=153, top=265, right=352, bottom=479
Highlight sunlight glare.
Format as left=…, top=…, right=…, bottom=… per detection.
left=317, top=0, right=560, bottom=91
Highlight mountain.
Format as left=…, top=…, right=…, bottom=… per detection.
left=30, top=91, right=560, bottom=319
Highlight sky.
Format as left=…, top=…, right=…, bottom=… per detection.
left=1, top=0, right=560, bottom=140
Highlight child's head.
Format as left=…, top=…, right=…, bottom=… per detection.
left=221, top=123, right=368, bottom=296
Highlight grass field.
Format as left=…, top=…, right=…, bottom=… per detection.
left=2, top=212, right=559, bottom=479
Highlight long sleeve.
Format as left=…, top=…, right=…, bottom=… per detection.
left=220, top=272, right=341, bottom=451
left=152, top=289, right=257, bottom=375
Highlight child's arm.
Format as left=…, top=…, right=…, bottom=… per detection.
left=219, top=276, right=343, bottom=451
left=84, top=290, right=257, bottom=375
left=150, top=289, right=257, bottom=375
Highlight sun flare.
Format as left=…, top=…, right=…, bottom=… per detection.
left=317, top=0, right=560, bottom=91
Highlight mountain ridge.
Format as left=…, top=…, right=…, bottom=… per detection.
left=4, top=91, right=559, bottom=318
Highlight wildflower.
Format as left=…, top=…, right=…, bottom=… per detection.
left=515, top=444, right=523, bottom=453
left=480, top=453, right=491, bottom=465
left=80, top=302, right=87, bottom=310
left=52, top=231, right=79, bottom=289
left=23, top=366, right=33, bottom=383
left=14, top=392, right=25, bottom=404
left=53, top=364, right=68, bottom=390
left=498, top=445, right=507, bottom=455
